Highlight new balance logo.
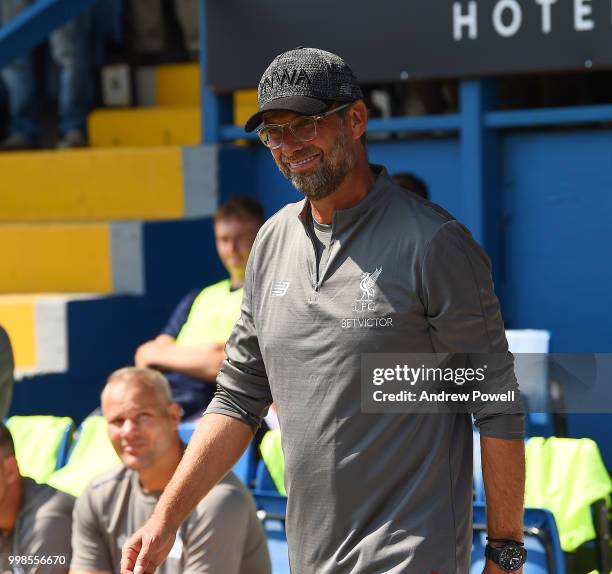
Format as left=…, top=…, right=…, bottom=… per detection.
left=271, top=281, right=290, bottom=297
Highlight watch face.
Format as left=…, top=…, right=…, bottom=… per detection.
left=499, top=545, right=526, bottom=572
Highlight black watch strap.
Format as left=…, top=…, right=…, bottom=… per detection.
left=486, top=536, right=524, bottom=546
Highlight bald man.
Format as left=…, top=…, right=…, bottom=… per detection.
left=69, top=367, right=270, bottom=574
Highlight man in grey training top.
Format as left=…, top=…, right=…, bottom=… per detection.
left=71, top=367, right=270, bottom=574
left=0, top=423, right=74, bottom=573
left=122, top=48, right=526, bottom=574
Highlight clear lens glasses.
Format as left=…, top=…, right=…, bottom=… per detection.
left=258, top=116, right=317, bottom=149
left=257, top=102, right=352, bottom=149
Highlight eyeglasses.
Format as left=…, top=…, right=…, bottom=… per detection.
left=256, top=102, right=353, bottom=149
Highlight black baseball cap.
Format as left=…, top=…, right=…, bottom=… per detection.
left=244, top=47, right=364, bottom=133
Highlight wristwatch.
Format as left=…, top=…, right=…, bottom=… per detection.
left=485, top=538, right=527, bottom=572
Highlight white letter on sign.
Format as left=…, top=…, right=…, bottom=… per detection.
left=453, top=2, right=478, bottom=40
left=493, top=0, right=523, bottom=37
left=575, top=0, right=594, bottom=30
left=535, top=0, right=558, bottom=33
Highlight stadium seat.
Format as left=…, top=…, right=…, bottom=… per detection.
left=178, top=421, right=258, bottom=486
left=178, top=422, right=289, bottom=570
left=253, top=431, right=288, bottom=514
left=178, top=420, right=197, bottom=443
left=473, top=433, right=612, bottom=572
left=259, top=429, right=286, bottom=495
left=232, top=443, right=258, bottom=487
left=252, top=463, right=289, bottom=574
left=255, top=458, right=278, bottom=492
left=262, top=517, right=290, bottom=574
left=47, top=416, right=120, bottom=497
left=506, top=329, right=552, bottom=435
left=472, top=504, right=566, bottom=574
left=6, top=415, right=74, bottom=483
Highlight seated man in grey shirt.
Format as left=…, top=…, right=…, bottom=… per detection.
left=69, top=367, right=270, bottom=574
left=0, top=423, right=74, bottom=573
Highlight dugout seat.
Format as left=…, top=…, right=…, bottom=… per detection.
left=6, top=415, right=74, bottom=483
left=253, top=431, right=289, bottom=518
left=471, top=503, right=565, bottom=574
left=473, top=432, right=611, bottom=572
left=178, top=421, right=258, bottom=486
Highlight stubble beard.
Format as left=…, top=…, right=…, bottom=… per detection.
left=277, top=128, right=355, bottom=201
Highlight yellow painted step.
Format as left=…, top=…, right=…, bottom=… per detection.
left=0, top=146, right=215, bottom=222
left=0, top=293, right=96, bottom=373
left=156, top=63, right=200, bottom=107
left=0, top=223, right=143, bottom=294
left=234, top=90, right=258, bottom=127
left=153, top=64, right=258, bottom=128
left=0, top=295, right=37, bottom=369
left=89, top=107, right=200, bottom=148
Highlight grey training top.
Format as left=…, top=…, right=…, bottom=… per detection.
left=0, top=478, right=74, bottom=573
left=207, top=166, right=524, bottom=574
left=308, top=215, right=333, bottom=274
left=71, top=467, right=271, bottom=574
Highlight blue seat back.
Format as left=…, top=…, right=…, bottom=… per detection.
left=255, top=458, right=277, bottom=492
left=472, top=504, right=565, bottom=574
left=177, top=421, right=257, bottom=486
left=263, top=519, right=290, bottom=574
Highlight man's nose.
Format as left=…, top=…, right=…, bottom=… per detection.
left=121, top=419, right=138, bottom=435
left=281, top=128, right=304, bottom=156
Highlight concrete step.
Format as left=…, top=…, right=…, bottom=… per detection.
left=234, top=90, right=258, bottom=127
left=0, top=146, right=216, bottom=222
left=155, top=63, right=200, bottom=107
left=1, top=217, right=225, bottom=376
left=88, top=107, right=200, bottom=148
left=0, top=222, right=143, bottom=294
left=0, top=293, right=93, bottom=374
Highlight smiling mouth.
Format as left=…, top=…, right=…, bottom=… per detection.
left=123, top=443, right=145, bottom=453
left=288, top=154, right=320, bottom=170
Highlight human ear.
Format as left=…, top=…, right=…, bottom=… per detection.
left=168, top=403, right=182, bottom=428
left=348, top=100, right=369, bottom=142
left=3, top=456, right=20, bottom=484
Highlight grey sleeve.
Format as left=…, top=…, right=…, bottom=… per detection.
left=27, top=493, right=74, bottom=574
left=0, top=326, right=14, bottom=420
left=422, top=221, right=524, bottom=439
left=206, top=238, right=273, bottom=430
left=182, top=484, right=258, bottom=574
left=70, top=488, right=113, bottom=572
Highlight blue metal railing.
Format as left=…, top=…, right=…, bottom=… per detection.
left=485, top=104, right=612, bottom=129
left=0, top=0, right=99, bottom=70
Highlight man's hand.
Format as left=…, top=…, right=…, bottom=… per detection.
left=134, top=341, right=160, bottom=368
left=121, top=518, right=177, bottom=574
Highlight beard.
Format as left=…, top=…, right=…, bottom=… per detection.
left=276, top=128, right=354, bottom=201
